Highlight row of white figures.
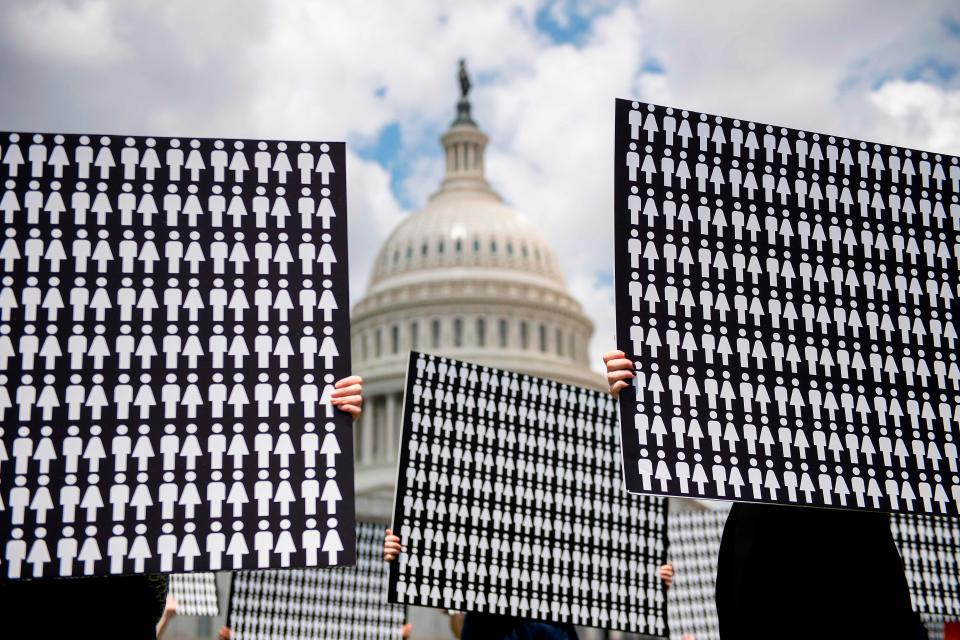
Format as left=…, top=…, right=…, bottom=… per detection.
left=1, top=325, right=341, bottom=371
left=4, top=517, right=347, bottom=578
left=626, top=103, right=960, bottom=184
left=1, top=182, right=338, bottom=229
left=1, top=134, right=337, bottom=185
left=0, top=232, right=340, bottom=275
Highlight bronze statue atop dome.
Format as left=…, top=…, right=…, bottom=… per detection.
left=458, top=58, right=471, bottom=99
left=453, top=59, right=476, bottom=126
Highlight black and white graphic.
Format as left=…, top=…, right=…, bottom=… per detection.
left=666, top=511, right=725, bottom=640
left=228, top=521, right=403, bottom=640
left=614, top=100, right=960, bottom=515
left=891, top=513, right=960, bottom=623
left=168, top=571, right=220, bottom=616
left=388, top=352, right=669, bottom=635
left=0, top=131, right=355, bottom=579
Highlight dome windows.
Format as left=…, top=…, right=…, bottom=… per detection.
left=453, top=317, right=464, bottom=347
left=410, top=321, right=419, bottom=350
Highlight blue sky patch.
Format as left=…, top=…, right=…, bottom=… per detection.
left=642, top=58, right=664, bottom=74
left=535, top=0, right=605, bottom=46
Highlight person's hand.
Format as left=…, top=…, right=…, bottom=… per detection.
left=659, top=563, right=674, bottom=589
left=400, top=622, right=412, bottom=638
left=331, top=375, right=363, bottom=421
left=163, top=595, right=178, bottom=618
left=218, top=625, right=231, bottom=640
left=603, top=350, right=634, bottom=399
left=383, top=528, right=402, bottom=561
left=156, top=595, right=178, bottom=638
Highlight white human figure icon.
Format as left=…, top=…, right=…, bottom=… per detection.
left=185, top=140, right=205, bottom=181
left=226, top=185, right=248, bottom=228
left=28, top=134, right=48, bottom=177
left=182, top=185, right=204, bottom=227
left=254, top=141, right=272, bottom=183
left=0, top=180, right=21, bottom=223
left=226, top=140, right=248, bottom=181
left=322, top=521, right=343, bottom=564
left=44, top=183, right=66, bottom=225
left=273, top=142, right=292, bottom=183
left=321, top=472, right=342, bottom=514
left=3, top=134, right=25, bottom=177
left=5, top=530, right=28, bottom=578
left=94, top=138, right=115, bottom=179
left=316, top=143, right=335, bottom=184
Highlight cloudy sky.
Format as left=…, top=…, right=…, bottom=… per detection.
left=2, top=0, right=959, bottom=371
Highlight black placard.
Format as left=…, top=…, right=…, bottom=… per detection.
left=666, top=510, right=725, bottom=640
left=0, top=131, right=355, bottom=579
left=228, top=521, right=403, bottom=640
left=614, top=100, right=960, bottom=515
left=388, top=352, right=669, bottom=635
left=168, top=571, right=220, bottom=616
left=891, top=513, right=960, bottom=623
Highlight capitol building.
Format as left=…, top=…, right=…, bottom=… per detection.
left=351, top=87, right=603, bottom=521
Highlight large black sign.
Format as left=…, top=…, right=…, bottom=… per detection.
left=614, top=100, right=960, bottom=515
left=388, top=352, right=669, bottom=635
left=0, top=131, right=355, bottom=579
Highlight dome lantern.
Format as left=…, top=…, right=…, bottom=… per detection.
left=433, top=59, right=497, bottom=200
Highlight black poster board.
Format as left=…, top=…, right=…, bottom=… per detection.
left=167, top=571, right=220, bottom=616
left=228, top=521, right=403, bottom=640
left=388, top=352, right=668, bottom=635
left=614, top=99, right=960, bottom=515
left=0, top=131, right=355, bottom=579
left=666, top=510, right=726, bottom=640
left=891, top=513, right=960, bottom=624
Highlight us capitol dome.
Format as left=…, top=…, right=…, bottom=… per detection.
left=351, top=66, right=601, bottom=518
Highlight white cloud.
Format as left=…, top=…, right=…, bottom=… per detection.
left=866, top=80, right=960, bottom=153
left=345, top=152, right=407, bottom=300
left=3, top=0, right=125, bottom=64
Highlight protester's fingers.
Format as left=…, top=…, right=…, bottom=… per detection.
left=332, top=394, right=363, bottom=406
left=334, top=375, right=363, bottom=388
left=609, top=381, right=629, bottom=398
left=605, top=357, right=635, bottom=372
left=607, top=369, right=635, bottom=384
left=331, top=384, right=363, bottom=398
left=602, top=350, right=626, bottom=364
left=337, top=403, right=362, bottom=419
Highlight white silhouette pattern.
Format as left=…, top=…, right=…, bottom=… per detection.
left=168, top=571, right=220, bottom=616
left=891, top=513, right=960, bottom=623
left=228, top=522, right=403, bottom=640
left=666, top=511, right=725, bottom=640
left=389, top=352, right=669, bottom=635
left=0, top=132, right=354, bottom=579
left=615, top=100, right=960, bottom=516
